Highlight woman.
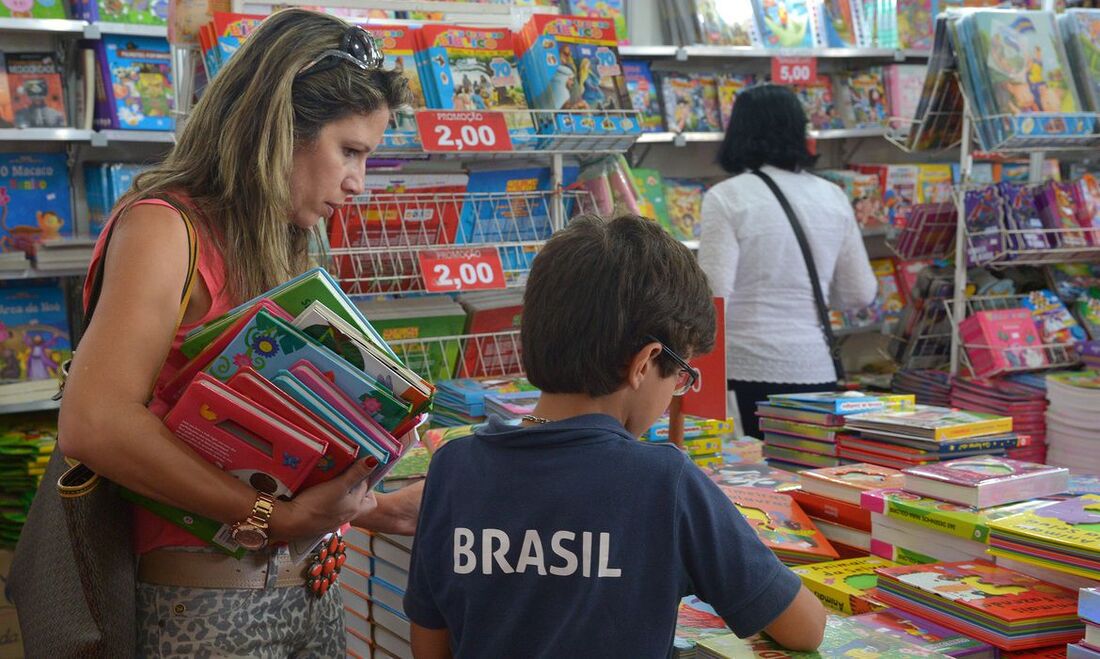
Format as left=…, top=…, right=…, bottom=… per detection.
left=698, top=84, right=878, bottom=438
left=58, top=9, right=420, bottom=655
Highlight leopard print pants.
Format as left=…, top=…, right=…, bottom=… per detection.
left=135, top=581, right=346, bottom=658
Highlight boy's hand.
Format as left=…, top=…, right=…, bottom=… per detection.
left=353, top=480, right=424, bottom=535
left=763, top=585, right=827, bottom=652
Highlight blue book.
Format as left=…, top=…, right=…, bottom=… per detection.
left=1081, top=587, right=1100, bottom=625
left=768, top=391, right=886, bottom=415
left=0, top=153, right=72, bottom=253
left=83, top=164, right=111, bottom=238
left=1070, top=643, right=1100, bottom=659
left=97, top=35, right=174, bottom=131
left=0, top=284, right=71, bottom=383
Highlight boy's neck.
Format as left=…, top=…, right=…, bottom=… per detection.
left=527, top=392, right=628, bottom=429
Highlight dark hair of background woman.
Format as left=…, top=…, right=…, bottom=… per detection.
left=717, top=83, right=819, bottom=175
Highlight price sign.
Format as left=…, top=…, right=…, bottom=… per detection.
left=416, top=111, right=513, bottom=153
left=418, top=247, right=506, bottom=293
left=771, top=57, right=817, bottom=85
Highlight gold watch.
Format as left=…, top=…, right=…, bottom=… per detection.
left=230, top=491, right=276, bottom=551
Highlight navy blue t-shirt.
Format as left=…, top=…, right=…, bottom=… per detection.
left=403, top=414, right=801, bottom=657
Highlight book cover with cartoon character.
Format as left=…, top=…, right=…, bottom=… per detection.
left=622, top=61, right=663, bottom=131
left=660, top=73, right=721, bottom=133
left=0, top=153, right=73, bottom=255
left=708, top=462, right=800, bottom=491
left=988, top=494, right=1100, bottom=580
left=71, top=0, right=168, bottom=25
left=793, top=75, right=844, bottom=130
left=0, top=284, right=70, bottom=383
left=5, top=52, right=67, bottom=129
left=0, top=0, right=65, bottom=19
left=97, top=35, right=175, bottom=131
left=662, top=178, right=704, bottom=241
left=793, top=556, right=897, bottom=615
left=719, top=485, right=839, bottom=564
left=753, top=0, right=817, bottom=48
left=362, top=25, right=423, bottom=148
left=717, top=74, right=754, bottom=131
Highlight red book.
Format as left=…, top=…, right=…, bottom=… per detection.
left=460, top=292, right=523, bottom=378
left=789, top=488, right=872, bottom=531
left=165, top=373, right=327, bottom=498
left=226, top=368, right=358, bottom=489
left=719, top=485, right=839, bottom=565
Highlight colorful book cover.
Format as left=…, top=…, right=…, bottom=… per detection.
left=673, top=595, right=732, bottom=653
left=98, top=35, right=175, bottom=131
left=203, top=309, right=412, bottom=432
left=801, top=464, right=905, bottom=504
left=1022, top=289, right=1087, bottom=345
left=964, top=185, right=1004, bottom=266
left=1035, top=181, right=1091, bottom=248
left=717, top=74, right=754, bottom=132
left=165, top=372, right=326, bottom=499
left=71, top=0, right=168, bottom=24
left=847, top=608, right=997, bottom=657
left=418, top=25, right=535, bottom=142
left=872, top=258, right=905, bottom=323
left=456, top=166, right=575, bottom=247
left=897, top=0, right=935, bottom=51
left=0, top=52, right=11, bottom=128
left=861, top=488, right=1055, bottom=543
left=709, top=462, right=800, bottom=491
left=1061, top=10, right=1100, bottom=111
left=0, top=284, right=70, bottom=383
left=770, top=391, right=886, bottom=415
left=720, top=485, right=839, bottom=564
left=209, top=13, right=264, bottom=78
left=5, top=53, right=66, bottom=129
left=461, top=296, right=523, bottom=378
left=566, top=0, right=626, bottom=43
left=794, top=75, right=844, bottom=130
left=917, top=165, right=954, bottom=204
left=816, top=0, right=858, bottom=47
left=988, top=494, right=1100, bottom=578
left=622, top=61, right=663, bottom=132
left=631, top=168, right=670, bottom=228
left=839, top=67, right=889, bottom=128
left=845, top=406, right=1014, bottom=441
left=754, top=0, right=817, bottom=48
left=695, top=0, right=760, bottom=46
left=662, top=178, right=704, bottom=241
left=904, top=457, right=1069, bottom=505
left=959, top=309, right=1048, bottom=378
left=660, top=73, right=721, bottom=133
left=697, top=614, right=954, bottom=657
left=0, top=0, right=65, bottom=17
left=793, top=556, right=897, bottom=615
left=0, top=153, right=73, bottom=254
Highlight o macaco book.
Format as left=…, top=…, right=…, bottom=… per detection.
left=792, top=556, right=897, bottom=615
left=719, top=485, right=839, bottom=565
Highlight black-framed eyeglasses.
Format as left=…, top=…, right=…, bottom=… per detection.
left=296, top=25, right=384, bottom=79
left=646, top=335, right=700, bottom=397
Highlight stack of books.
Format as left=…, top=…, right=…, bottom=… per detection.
left=717, top=485, right=839, bottom=566
left=1070, top=587, right=1100, bottom=658
left=792, top=556, right=897, bottom=615
left=756, top=391, right=888, bottom=471
left=645, top=416, right=736, bottom=470
left=988, top=494, right=1100, bottom=582
left=874, top=561, right=1085, bottom=651
left=695, top=615, right=954, bottom=658
left=432, top=377, right=537, bottom=427
left=672, top=596, right=733, bottom=659
left=951, top=376, right=1048, bottom=463
left=862, top=487, right=1052, bottom=565
left=846, top=608, right=997, bottom=657
left=902, top=457, right=1069, bottom=509
left=0, top=413, right=56, bottom=547
left=129, top=268, right=431, bottom=558
left=342, top=528, right=413, bottom=659
left=1045, top=372, right=1100, bottom=475
left=839, top=406, right=1018, bottom=470
left=483, top=388, right=540, bottom=424
left=893, top=370, right=954, bottom=407
left=794, top=464, right=903, bottom=557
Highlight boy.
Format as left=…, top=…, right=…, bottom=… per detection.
left=404, top=214, right=826, bottom=657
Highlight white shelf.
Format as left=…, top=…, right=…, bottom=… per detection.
left=618, top=45, right=932, bottom=62
left=619, top=45, right=682, bottom=58
left=0, top=128, right=93, bottom=142
left=636, top=127, right=887, bottom=146
left=0, top=16, right=85, bottom=33
left=83, top=22, right=167, bottom=38
left=90, top=129, right=175, bottom=146
left=0, top=397, right=60, bottom=415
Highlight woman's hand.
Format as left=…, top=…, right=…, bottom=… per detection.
left=269, top=457, right=380, bottom=542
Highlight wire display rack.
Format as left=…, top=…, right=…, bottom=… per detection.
left=887, top=298, right=954, bottom=371
left=387, top=329, right=524, bottom=382
left=944, top=294, right=1081, bottom=376
left=887, top=202, right=957, bottom=260
left=327, top=189, right=596, bottom=296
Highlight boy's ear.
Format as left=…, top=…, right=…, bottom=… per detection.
left=627, top=342, right=664, bottom=391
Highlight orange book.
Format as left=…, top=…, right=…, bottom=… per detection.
left=799, top=463, right=905, bottom=506
left=789, top=488, right=871, bottom=532
left=719, top=485, right=839, bottom=565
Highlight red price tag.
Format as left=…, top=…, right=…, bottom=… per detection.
left=418, top=247, right=506, bottom=293
left=416, top=111, right=513, bottom=153
left=771, top=57, right=817, bottom=85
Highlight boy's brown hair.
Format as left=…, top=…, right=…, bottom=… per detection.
left=522, top=214, right=716, bottom=396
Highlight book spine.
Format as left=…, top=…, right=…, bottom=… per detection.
left=882, top=496, right=986, bottom=543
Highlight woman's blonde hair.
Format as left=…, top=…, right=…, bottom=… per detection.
left=120, top=8, right=408, bottom=301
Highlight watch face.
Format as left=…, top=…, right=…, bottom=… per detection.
left=233, top=526, right=267, bottom=550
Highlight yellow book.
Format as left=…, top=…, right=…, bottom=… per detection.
left=988, top=494, right=1100, bottom=580
left=791, top=556, right=898, bottom=615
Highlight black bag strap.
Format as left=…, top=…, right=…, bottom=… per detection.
left=752, top=169, right=846, bottom=381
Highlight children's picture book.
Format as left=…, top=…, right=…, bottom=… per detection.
left=847, top=608, right=998, bottom=657
left=0, top=284, right=70, bottom=383
left=792, top=556, right=897, bottom=615
left=815, top=0, right=858, bottom=48
left=716, top=74, right=754, bottom=132
left=837, top=67, right=889, bottom=128
left=662, top=178, right=704, bottom=241
left=622, top=61, right=663, bottom=132
left=631, top=168, right=670, bottom=228
left=0, top=52, right=11, bottom=129
left=204, top=12, right=265, bottom=79
left=1060, top=10, right=1100, bottom=112
left=673, top=595, right=732, bottom=654
left=694, top=0, right=760, bottom=46
left=0, top=0, right=65, bottom=17
left=959, top=309, right=1048, bottom=378
left=720, top=485, right=839, bottom=564
left=697, top=614, right=954, bottom=657
left=660, top=73, right=721, bottom=133
left=845, top=405, right=1014, bottom=441
left=793, top=75, right=844, bottom=130
left=897, top=0, right=935, bottom=51
left=0, top=153, right=73, bottom=255
left=1035, top=181, right=1091, bottom=249
left=566, top=0, right=626, bottom=43
left=71, top=0, right=168, bottom=24
left=5, top=53, right=66, bottom=129
left=1023, top=289, right=1087, bottom=345
left=459, top=291, right=523, bottom=378
left=769, top=391, right=886, bottom=415
left=800, top=464, right=905, bottom=505
left=902, top=457, right=1069, bottom=508
left=862, top=488, right=1055, bottom=543
left=753, top=0, right=817, bottom=48
left=95, top=35, right=175, bottom=131
left=709, top=462, right=800, bottom=491
left=988, top=494, right=1100, bottom=580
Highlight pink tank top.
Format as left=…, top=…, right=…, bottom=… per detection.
left=82, top=196, right=239, bottom=554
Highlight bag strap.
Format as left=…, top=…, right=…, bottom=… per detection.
left=751, top=169, right=846, bottom=381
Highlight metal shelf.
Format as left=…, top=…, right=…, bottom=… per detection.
left=0, top=128, right=93, bottom=142
left=83, top=22, right=167, bottom=38
left=619, top=45, right=929, bottom=61
left=636, top=127, right=887, bottom=146
left=90, top=129, right=175, bottom=146
left=810, top=127, right=888, bottom=139
left=0, top=266, right=87, bottom=280
left=619, top=45, right=681, bottom=58
left=388, top=329, right=524, bottom=382
left=0, top=17, right=85, bottom=33
left=0, top=397, right=60, bottom=416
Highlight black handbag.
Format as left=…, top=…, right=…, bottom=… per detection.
left=752, top=169, right=846, bottom=381
left=9, top=196, right=199, bottom=658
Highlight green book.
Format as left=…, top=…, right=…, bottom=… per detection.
left=862, top=488, right=1053, bottom=543
left=631, top=168, right=670, bottom=229
left=181, top=268, right=394, bottom=361
left=370, top=312, right=468, bottom=382
left=118, top=489, right=246, bottom=559
left=696, top=616, right=951, bottom=658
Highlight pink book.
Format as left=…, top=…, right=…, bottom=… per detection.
left=902, top=457, right=1070, bottom=508
left=959, top=309, right=1047, bottom=378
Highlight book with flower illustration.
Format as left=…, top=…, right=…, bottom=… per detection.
left=202, top=308, right=413, bottom=433
left=793, top=556, right=897, bottom=615
left=800, top=464, right=904, bottom=505
left=873, top=561, right=1084, bottom=651
left=987, top=494, right=1100, bottom=581
left=719, top=485, right=839, bottom=565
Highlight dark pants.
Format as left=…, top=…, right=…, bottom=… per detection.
left=728, top=379, right=837, bottom=438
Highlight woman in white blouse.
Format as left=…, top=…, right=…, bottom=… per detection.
left=698, top=84, right=878, bottom=438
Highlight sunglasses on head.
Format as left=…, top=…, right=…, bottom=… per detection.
left=296, top=25, right=384, bottom=79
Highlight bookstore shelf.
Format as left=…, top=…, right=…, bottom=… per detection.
left=0, top=398, right=61, bottom=416
left=90, top=130, right=175, bottom=146
left=0, top=17, right=84, bottom=33
left=83, top=22, right=167, bottom=38
left=329, top=189, right=595, bottom=297
left=0, top=128, right=94, bottom=143
left=0, top=266, right=87, bottom=281
left=388, top=329, right=524, bottom=382
left=619, top=45, right=931, bottom=61
left=944, top=294, right=1081, bottom=375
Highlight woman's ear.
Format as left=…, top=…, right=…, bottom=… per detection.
left=627, top=342, right=664, bottom=391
